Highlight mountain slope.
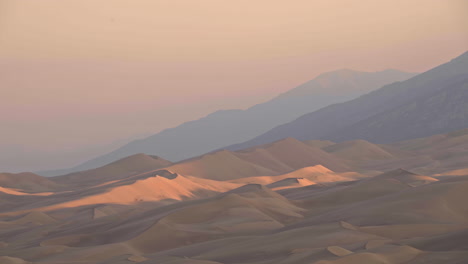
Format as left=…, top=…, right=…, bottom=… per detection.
left=228, top=51, right=468, bottom=150
left=329, top=74, right=468, bottom=143
left=43, top=69, right=415, bottom=176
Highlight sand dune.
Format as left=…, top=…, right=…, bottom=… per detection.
left=153, top=222, right=382, bottom=263
left=1, top=130, right=468, bottom=263
left=51, top=153, right=172, bottom=188
left=165, top=128, right=468, bottom=184
left=391, top=128, right=468, bottom=153
left=0, top=186, right=36, bottom=196
left=167, top=150, right=279, bottom=180
left=9, top=211, right=57, bottom=225
left=217, top=129, right=461, bottom=176
left=298, top=169, right=436, bottom=211
left=3, top=170, right=240, bottom=215
left=229, top=165, right=336, bottom=185
left=323, top=140, right=396, bottom=162
left=406, top=228, right=468, bottom=251
left=361, top=128, right=468, bottom=174
left=274, top=129, right=468, bottom=175
left=297, top=172, right=466, bottom=228
left=303, top=140, right=336, bottom=149
left=0, top=211, right=57, bottom=228
left=436, top=168, right=468, bottom=176
left=266, top=177, right=316, bottom=190
left=128, top=184, right=305, bottom=253
left=1, top=167, right=468, bottom=263
left=313, top=245, right=422, bottom=264
left=0, top=172, right=61, bottom=192
left=236, top=138, right=350, bottom=173
left=327, top=246, right=353, bottom=257
left=168, top=138, right=349, bottom=181
left=0, top=256, right=31, bottom=264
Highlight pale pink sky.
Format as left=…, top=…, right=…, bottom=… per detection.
left=1, top=0, right=467, bottom=172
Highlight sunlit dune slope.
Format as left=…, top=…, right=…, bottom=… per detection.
left=1, top=170, right=240, bottom=215
left=168, top=138, right=349, bottom=181
left=229, top=165, right=334, bottom=185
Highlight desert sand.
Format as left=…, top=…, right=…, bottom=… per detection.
left=1, top=129, right=468, bottom=263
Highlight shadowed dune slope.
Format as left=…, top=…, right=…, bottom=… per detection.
left=293, top=170, right=466, bottom=228
left=266, top=178, right=316, bottom=190
left=323, top=140, right=396, bottom=162
left=51, top=154, right=172, bottom=188
left=303, top=140, right=336, bottom=149
left=168, top=138, right=349, bottom=181
left=2, top=120, right=468, bottom=263
left=0, top=172, right=61, bottom=192
left=127, top=184, right=305, bottom=253
left=0, top=166, right=468, bottom=263
left=235, top=138, right=349, bottom=173
left=166, top=150, right=279, bottom=181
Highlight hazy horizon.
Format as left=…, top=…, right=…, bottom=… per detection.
left=2, top=2, right=468, bottom=263
left=1, top=0, right=468, bottom=172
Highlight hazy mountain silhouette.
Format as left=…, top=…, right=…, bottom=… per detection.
left=227, top=51, right=468, bottom=151
left=39, top=69, right=415, bottom=176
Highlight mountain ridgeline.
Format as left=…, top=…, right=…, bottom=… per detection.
left=227, top=51, right=468, bottom=151
left=40, top=69, right=415, bottom=176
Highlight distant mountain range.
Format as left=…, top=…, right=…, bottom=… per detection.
left=17, top=127, right=468, bottom=189
left=228, top=51, right=468, bottom=151
left=40, top=69, right=415, bottom=176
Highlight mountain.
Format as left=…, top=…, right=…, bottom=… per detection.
left=227, top=51, right=468, bottom=150
left=41, top=69, right=416, bottom=176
